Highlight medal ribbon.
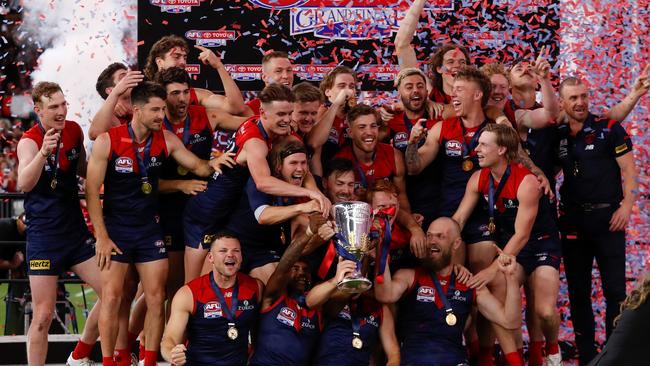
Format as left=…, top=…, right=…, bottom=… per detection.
left=163, top=113, right=191, bottom=146
left=317, top=240, right=337, bottom=280
left=430, top=272, right=456, bottom=313
left=256, top=120, right=270, bottom=142
left=38, top=122, right=62, bottom=184
left=372, top=209, right=394, bottom=285
left=488, top=165, right=511, bottom=228
left=350, top=300, right=364, bottom=343
left=127, top=123, right=153, bottom=186
left=460, top=120, right=487, bottom=159
left=209, top=274, right=239, bottom=324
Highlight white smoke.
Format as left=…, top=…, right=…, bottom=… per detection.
left=22, top=0, right=137, bottom=138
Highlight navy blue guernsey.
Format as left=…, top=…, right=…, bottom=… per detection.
left=104, top=124, right=168, bottom=230
left=313, top=297, right=383, bottom=366
left=250, top=295, right=322, bottom=366
left=185, top=272, right=260, bottom=366
left=21, top=121, right=89, bottom=239
left=398, top=268, right=475, bottom=366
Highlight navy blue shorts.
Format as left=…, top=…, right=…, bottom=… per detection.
left=517, top=235, right=562, bottom=276
left=27, top=234, right=95, bottom=276
left=183, top=167, right=249, bottom=249
left=107, top=224, right=167, bottom=264
left=241, top=243, right=283, bottom=273
left=462, top=209, right=496, bottom=245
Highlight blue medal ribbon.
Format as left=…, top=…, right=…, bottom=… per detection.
left=430, top=272, right=456, bottom=316
left=208, top=274, right=239, bottom=326
left=488, top=165, right=511, bottom=230
left=37, top=122, right=62, bottom=185
left=460, top=120, right=488, bottom=159
left=127, top=124, right=153, bottom=186
left=163, top=113, right=191, bottom=146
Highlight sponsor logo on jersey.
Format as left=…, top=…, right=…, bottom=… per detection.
left=204, top=301, right=223, bottom=318
left=238, top=299, right=255, bottom=311
left=445, top=140, right=463, bottom=157
left=148, top=156, right=162, bottom=168
left=452, top=289, right=467, bottom=302
left=29, top=259, right=51, bottom=270
left=416, top=286, right=435, bottom=302
left=115, top=157, right=134, bottom=173
left=189, top=133, right=208, bottom=145
left=185, top=30, right=236, bottom=47
left=277, top=306, right=297, bottom=326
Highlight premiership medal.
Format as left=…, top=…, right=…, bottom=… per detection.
left=445, top=310, right=457, bottom=326
left=488, top=218, right=496, bottom=234
left=462, top=158, right=473, bottom=172
left=177, top=166, right=189, bottom=176
left=352, top=333, right=363, bottom=349
left=227, top=323, right=239, bottom=340
left=141, top=181, right=153, bottom=194
left=50, top=178, right=57, bottom=190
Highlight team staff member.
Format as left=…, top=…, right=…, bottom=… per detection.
left=556, top=77, right=639, bottom=365
left=225, top=141, right=320, bottom=283
left=453, top=124, right=563, bottom=365
left=183, top=84, right=330, bottom=283
left=374, top=217, right=521, bottom=366
left=90, top=62, right=143, bottom=139
left=161, top=232, right=263, bottom=366
left=245, top=51, right=296, bottom=116
left=86, top=82, right=232, bottom=366
left=249, top=215, right=334, bottom=366
left=143, top=35, right=248, bottom=115
left=308, top=66, right=358, bottom=177
left=306, top=260, right=400, bottom=366
left=17, top=82, right=103, bottom=366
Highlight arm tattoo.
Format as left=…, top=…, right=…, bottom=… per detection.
left=405, top=142, right=421, bottom=175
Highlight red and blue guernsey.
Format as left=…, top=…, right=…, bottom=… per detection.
left=22, top=121, right=89, bottom=239
left=104, top=124, right=168, bottom=232
left=183, top=117, right=273, bottom=249
left=185, top=272, right=260, bottom=366
left=398, top=268, right=475, bottom=366
left=159, top=105, right=213, bottom=250
left=335, top=143, right=396, bottom=197
left=477, top=163, right=558, bottom=245
left=250, top=295, right=322, bottom=366
left=189, top=87, right=200, bottom=106
left=437, top=117, right=490, bottom=216
left=386, top=112, right=442, bottom=228
left=313, top=297, right=383, bottom=366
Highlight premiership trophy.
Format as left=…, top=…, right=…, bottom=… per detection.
left=333, top=201, right=373, bottom=293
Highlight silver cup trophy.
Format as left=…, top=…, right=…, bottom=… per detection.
left=333, top=201, right=373, bottom=293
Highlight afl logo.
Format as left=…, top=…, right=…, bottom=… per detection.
left=115, top=157, right=134, bottom=173
left=416, top=286, right=435, bottom=302
left=277, top=306, right=297, bottom=326
left=203, top=301, right=222, bottom=319
left=249, top=0, right=308, bottom=9
left=445, top=140, right=462, bottom=157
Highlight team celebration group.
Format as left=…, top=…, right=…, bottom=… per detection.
left=16, top=1, right=649, bottom=365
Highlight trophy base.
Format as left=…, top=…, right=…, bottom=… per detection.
left=337, top=277, right=373, bottom=294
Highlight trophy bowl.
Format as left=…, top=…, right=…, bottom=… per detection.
left=333, top=201, right=373, bottom=293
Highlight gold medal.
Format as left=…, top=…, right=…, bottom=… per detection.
left=462, top=159, right=474, bottom=172
left=488, top=218, right=496, bottom=234
left=445, top=311, right=457, bottom=326
left=177, top=165, right=189, bottom=176
left=50, top=178, right=57, bottom=190
left=141, top=181, right=153, bottom=194
left=352, top=334, right=363, bottom=349
left=227, top=325, right=239, bottom=340
left=280, top=230, right=286, bottom=245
